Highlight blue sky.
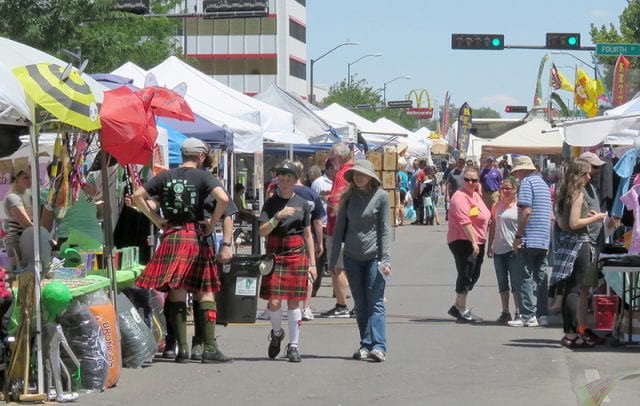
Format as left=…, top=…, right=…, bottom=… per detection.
left=306, top=0, right=628, bottom=116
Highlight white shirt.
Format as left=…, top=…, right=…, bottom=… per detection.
left=311, top=174, right=333, bottom=227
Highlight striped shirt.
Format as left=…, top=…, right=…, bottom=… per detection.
left=517, top=173, right=551, bottom=250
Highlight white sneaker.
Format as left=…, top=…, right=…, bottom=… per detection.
left=507, top=315, right=539, bottom=327
left=257, top=308, right=270, bottom=320
left=538, top=315, right=549, bottom=326
left=302, top=307, right=314, bottom=321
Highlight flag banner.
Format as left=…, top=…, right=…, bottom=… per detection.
left=612, top=54, right=631, bottom=106
left=575, top=68, right=598, bottom=117
left=576, top=369, right=640, bottom=406
left=533, top=54, right=549, bottom=107
left=442, top=91, right=450, bottom=140
left=550, top=63, right=574, bottom=92
left=455, top=102, right=472, bottom=154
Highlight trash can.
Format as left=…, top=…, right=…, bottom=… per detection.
left=216, top=255, right=264, bottom=324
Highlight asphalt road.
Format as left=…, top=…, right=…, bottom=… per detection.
left=81, top=221, right=640, bottom=406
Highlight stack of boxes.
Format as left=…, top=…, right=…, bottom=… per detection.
left=367, top=148, right=398, bottom=227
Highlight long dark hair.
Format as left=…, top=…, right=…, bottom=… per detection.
left=556, top=159, right=591, bottom=215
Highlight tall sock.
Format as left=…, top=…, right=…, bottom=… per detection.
left=288, top=308, right=302, bottom=347
left=198, top=300, right=219, bottom=352
left=269, top=306, right=282, bottom=334
left=163, top=299, right=175, bottom=351
left=192, top=299, right=202, bottom=342
left=168, top=301, right=188, bottom=352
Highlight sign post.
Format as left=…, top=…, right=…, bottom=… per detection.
left=596, top=43, right=640, bottom=57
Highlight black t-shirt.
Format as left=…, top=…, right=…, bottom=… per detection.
left=204, top=190, right=238, bottom=219
left=293, top=185, right=325, bottom=222
left=144, top=167, right=221, bottom=225
left=260, top=193, right=311, bottom=236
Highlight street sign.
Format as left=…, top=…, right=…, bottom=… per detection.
left=596, top=43, right=640, bottom=57
left=355, top=104, right=372, bottom=109
left=406, top=107, right=433, bottom=119
left=386, top=100, right=413, bottom=108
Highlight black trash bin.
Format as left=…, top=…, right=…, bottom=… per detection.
left=216, top=255, right=264, bottom=324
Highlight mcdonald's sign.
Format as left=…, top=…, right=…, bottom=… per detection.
left=406, top=107, right=433, bottom=119
left=406, top=88, right=432, bottom=109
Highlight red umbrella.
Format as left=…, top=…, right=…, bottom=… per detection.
left=135, top=85, right=195, bottom=122
left=100, top=87, right=158, bottom=165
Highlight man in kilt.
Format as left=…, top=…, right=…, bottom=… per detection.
left=133, top=138, right=232, bottom=364
left=259, top=161, right=317, bottom=362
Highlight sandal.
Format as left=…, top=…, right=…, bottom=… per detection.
left=561, top=335, right=579, bottom=348
left=583, top=329, right=606, bottom=345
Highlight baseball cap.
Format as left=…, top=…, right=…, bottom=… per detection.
left=578, top=152, right=606, bottom=167
left=276, top=160, right=301, bottom=178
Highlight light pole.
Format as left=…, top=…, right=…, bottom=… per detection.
left=309, top=40, right=359, bottom=105
left=550, top=50, right=597, bottom=78
left=383, top=76, right=412, bottom=105
left=347, top=53, right=382, bottom=90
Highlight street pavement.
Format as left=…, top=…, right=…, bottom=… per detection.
left=83, top=220, right=640, bottom=406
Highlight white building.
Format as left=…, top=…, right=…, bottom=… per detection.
left=178, top=0, right=307, bottom=98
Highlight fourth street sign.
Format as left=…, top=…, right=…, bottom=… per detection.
left=596, top=43, right=640, bottom=57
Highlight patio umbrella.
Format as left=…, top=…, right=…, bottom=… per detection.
left=136, top=83, right=195, bottom=122
left=100, top=86, right=158, bottom=165
left=12, top=63, right=100, bottom=131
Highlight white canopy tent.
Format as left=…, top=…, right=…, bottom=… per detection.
left=112, top=61, right=265, bottom=153
left=558, top=94, right=640, bottom=146
left=374, top=117, right=430, bottom=156
left=479, top=119, right=560, bottom=157
left=321, top=103, right=406, bottom=148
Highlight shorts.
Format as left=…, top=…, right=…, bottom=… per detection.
left=325, top=234, right=344, bottom=269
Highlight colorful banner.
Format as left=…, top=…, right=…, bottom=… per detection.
left=576, top=369, right=640, bottom=406
left=550, top=63, right=574, bottom=92
left=612, top=54, right=631, bottom=106
left=455, top=102, right=472, bottom=154
left=533, top=54, right=549, bottom=107
left=442, top=91, right=450, bottom=140
left=575, top=67, right=599, bottom=117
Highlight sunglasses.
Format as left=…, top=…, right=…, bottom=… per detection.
left=500, top=187, right=514, bottom=191
left=463, top=177, right=479, bottom=183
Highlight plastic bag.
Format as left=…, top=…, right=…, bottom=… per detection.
left=405, top=206, right=417, bottom=222
left=116, top=292, right=157, bottom=368
left=84, top=290, right=121, bottom=388
left=59, top=300, right=108, bottom=392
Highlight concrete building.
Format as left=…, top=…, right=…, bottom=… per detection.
left=178, top=0, right=307, bottom=98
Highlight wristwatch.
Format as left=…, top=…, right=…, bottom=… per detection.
left=222, top=241, right=232, bottom=247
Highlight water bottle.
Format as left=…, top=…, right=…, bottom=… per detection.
left=377, top=261, right=391, bottom=282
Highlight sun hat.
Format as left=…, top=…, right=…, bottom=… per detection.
left=181, top=137, right=209, bottom=154
left=511, top=156, right=536, bottom=173
left=344, top=159, right=381, bottom=185
left=578, top=151, right=606, bottom=167
left=12, top=159, right=30, bottom=177
left=276, top=160, right=301, bottom=178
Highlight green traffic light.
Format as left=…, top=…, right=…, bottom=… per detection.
left=567, top=36, right=577, bottom=46
left=492, top=37, right=501, bottom=47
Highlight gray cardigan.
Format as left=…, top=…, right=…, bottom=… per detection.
left=328, top=187, right=391, bottom=269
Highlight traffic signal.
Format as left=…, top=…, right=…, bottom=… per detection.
left=546, top=33, right=580, bottom=49
left=113, top=0, right=149, bottom=14
left=451, top=34, right=504, bottom=50
left=505, top=105, right=528, bottom=113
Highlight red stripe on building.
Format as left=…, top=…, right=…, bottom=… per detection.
left=187, top=53, right=278, bottom=59
left=289, top=15, right=306, bottom=27
left=289, top=54, right=306, bottom=64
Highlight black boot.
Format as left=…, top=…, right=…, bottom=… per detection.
left=166, top=301, right=189, bottom=363
left=198, top=301, right=233, bottom=364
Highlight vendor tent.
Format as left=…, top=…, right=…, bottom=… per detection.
left=321, top=103, right=406, bottom=147
left=254, top=84, right=345, bottom=143
left=479, top=119, right=559, bottom=157
left=415, top=127, right=450, bottom=155
left=374, top=117, right=430, bottom=156
left=558, top=93, right=640, bottom=146
left=112, top=61, right=263, bottom=153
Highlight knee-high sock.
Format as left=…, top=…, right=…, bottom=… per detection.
left=198, top=300, right=218, bottom=352
left=167, top=301, right=188, bottom=352
left=163, top=299, right=175, bottom=350
left=288, top=308, right=302, bottom=347
left=192, top=299, right=202, bottom=340
left=269, top=306, right=282, bottom=333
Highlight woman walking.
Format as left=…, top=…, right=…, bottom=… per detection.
left=259, top=161, right=316, bottom=362
left=553, top=159, right=606, bottom=348
left=487, top=178, right=520, bottom=324
left=329, top=159, right=391, bottom=362
left=446, top=166, right=490, bottom=323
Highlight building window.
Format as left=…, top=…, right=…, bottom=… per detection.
left=289, top=18, right=306, bottom=43
left=294, top=0, right=306, bottom=5
left=188, top=56, right=277, bottom=75
left=185, top=16, right=277, bottom=35
left=289, top=57, right=306, bottom=80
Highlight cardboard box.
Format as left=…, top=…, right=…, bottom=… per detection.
left=382, top=171, right=396, bottom=189
left=389, top=207, right=397, bottom=227
left=367, top=152, right=383, bottom=170
left=383, top=150, right=397, bottom=171
left=387, top=189, right=397, bottom=208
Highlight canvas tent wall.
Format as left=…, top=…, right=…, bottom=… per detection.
left=480, top=119, right=559, bottom=157
left=374, top=117, right=430, bottom=156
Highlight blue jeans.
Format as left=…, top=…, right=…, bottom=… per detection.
left=343, top=256, right=387, bottom=353
left=493, top=251, right=517, bottom=293
left=514, top=248, right=549, bottom=319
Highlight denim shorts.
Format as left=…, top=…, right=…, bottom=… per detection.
left=493, top=251, right=516, bottom=293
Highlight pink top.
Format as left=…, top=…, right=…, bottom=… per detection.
left=620, top=185, right=640, bottom=255
left=447, top=189, right=490, bottom=244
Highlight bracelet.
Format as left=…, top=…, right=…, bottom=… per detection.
left=269, top=217, right=278, bottom=227
left=274, top=212, right=282, bottom=222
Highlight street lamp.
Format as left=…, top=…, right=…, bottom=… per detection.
left=383, top=75, right=412, bottom=105
left=347, top=53, right=382, bottom=90
left=550, top=50, right=597, bottom=77
left=309, top=40, right=359, bottom=105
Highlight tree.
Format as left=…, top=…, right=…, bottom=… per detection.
left=323, top=77, right=418, bottom=130
left=0, top=0, right=182, bottom=73
left=472, top=107, right=501, bottom=119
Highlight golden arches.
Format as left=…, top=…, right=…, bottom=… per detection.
left=406, top=88, right=432, bottom=109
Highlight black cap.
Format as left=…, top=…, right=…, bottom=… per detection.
left=276, top=160, right=300, bottom=178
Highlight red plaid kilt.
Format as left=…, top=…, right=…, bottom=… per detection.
left=136, top=223, right=220, bottom=293
left=260, top=234, right=309, bottom=301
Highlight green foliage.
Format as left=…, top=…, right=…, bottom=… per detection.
left=472, top=106, right=501, bottom=119
left=0, top=0, right=182, bottom=73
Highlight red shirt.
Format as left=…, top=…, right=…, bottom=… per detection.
left=326, top=161, right=354, bottom=236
